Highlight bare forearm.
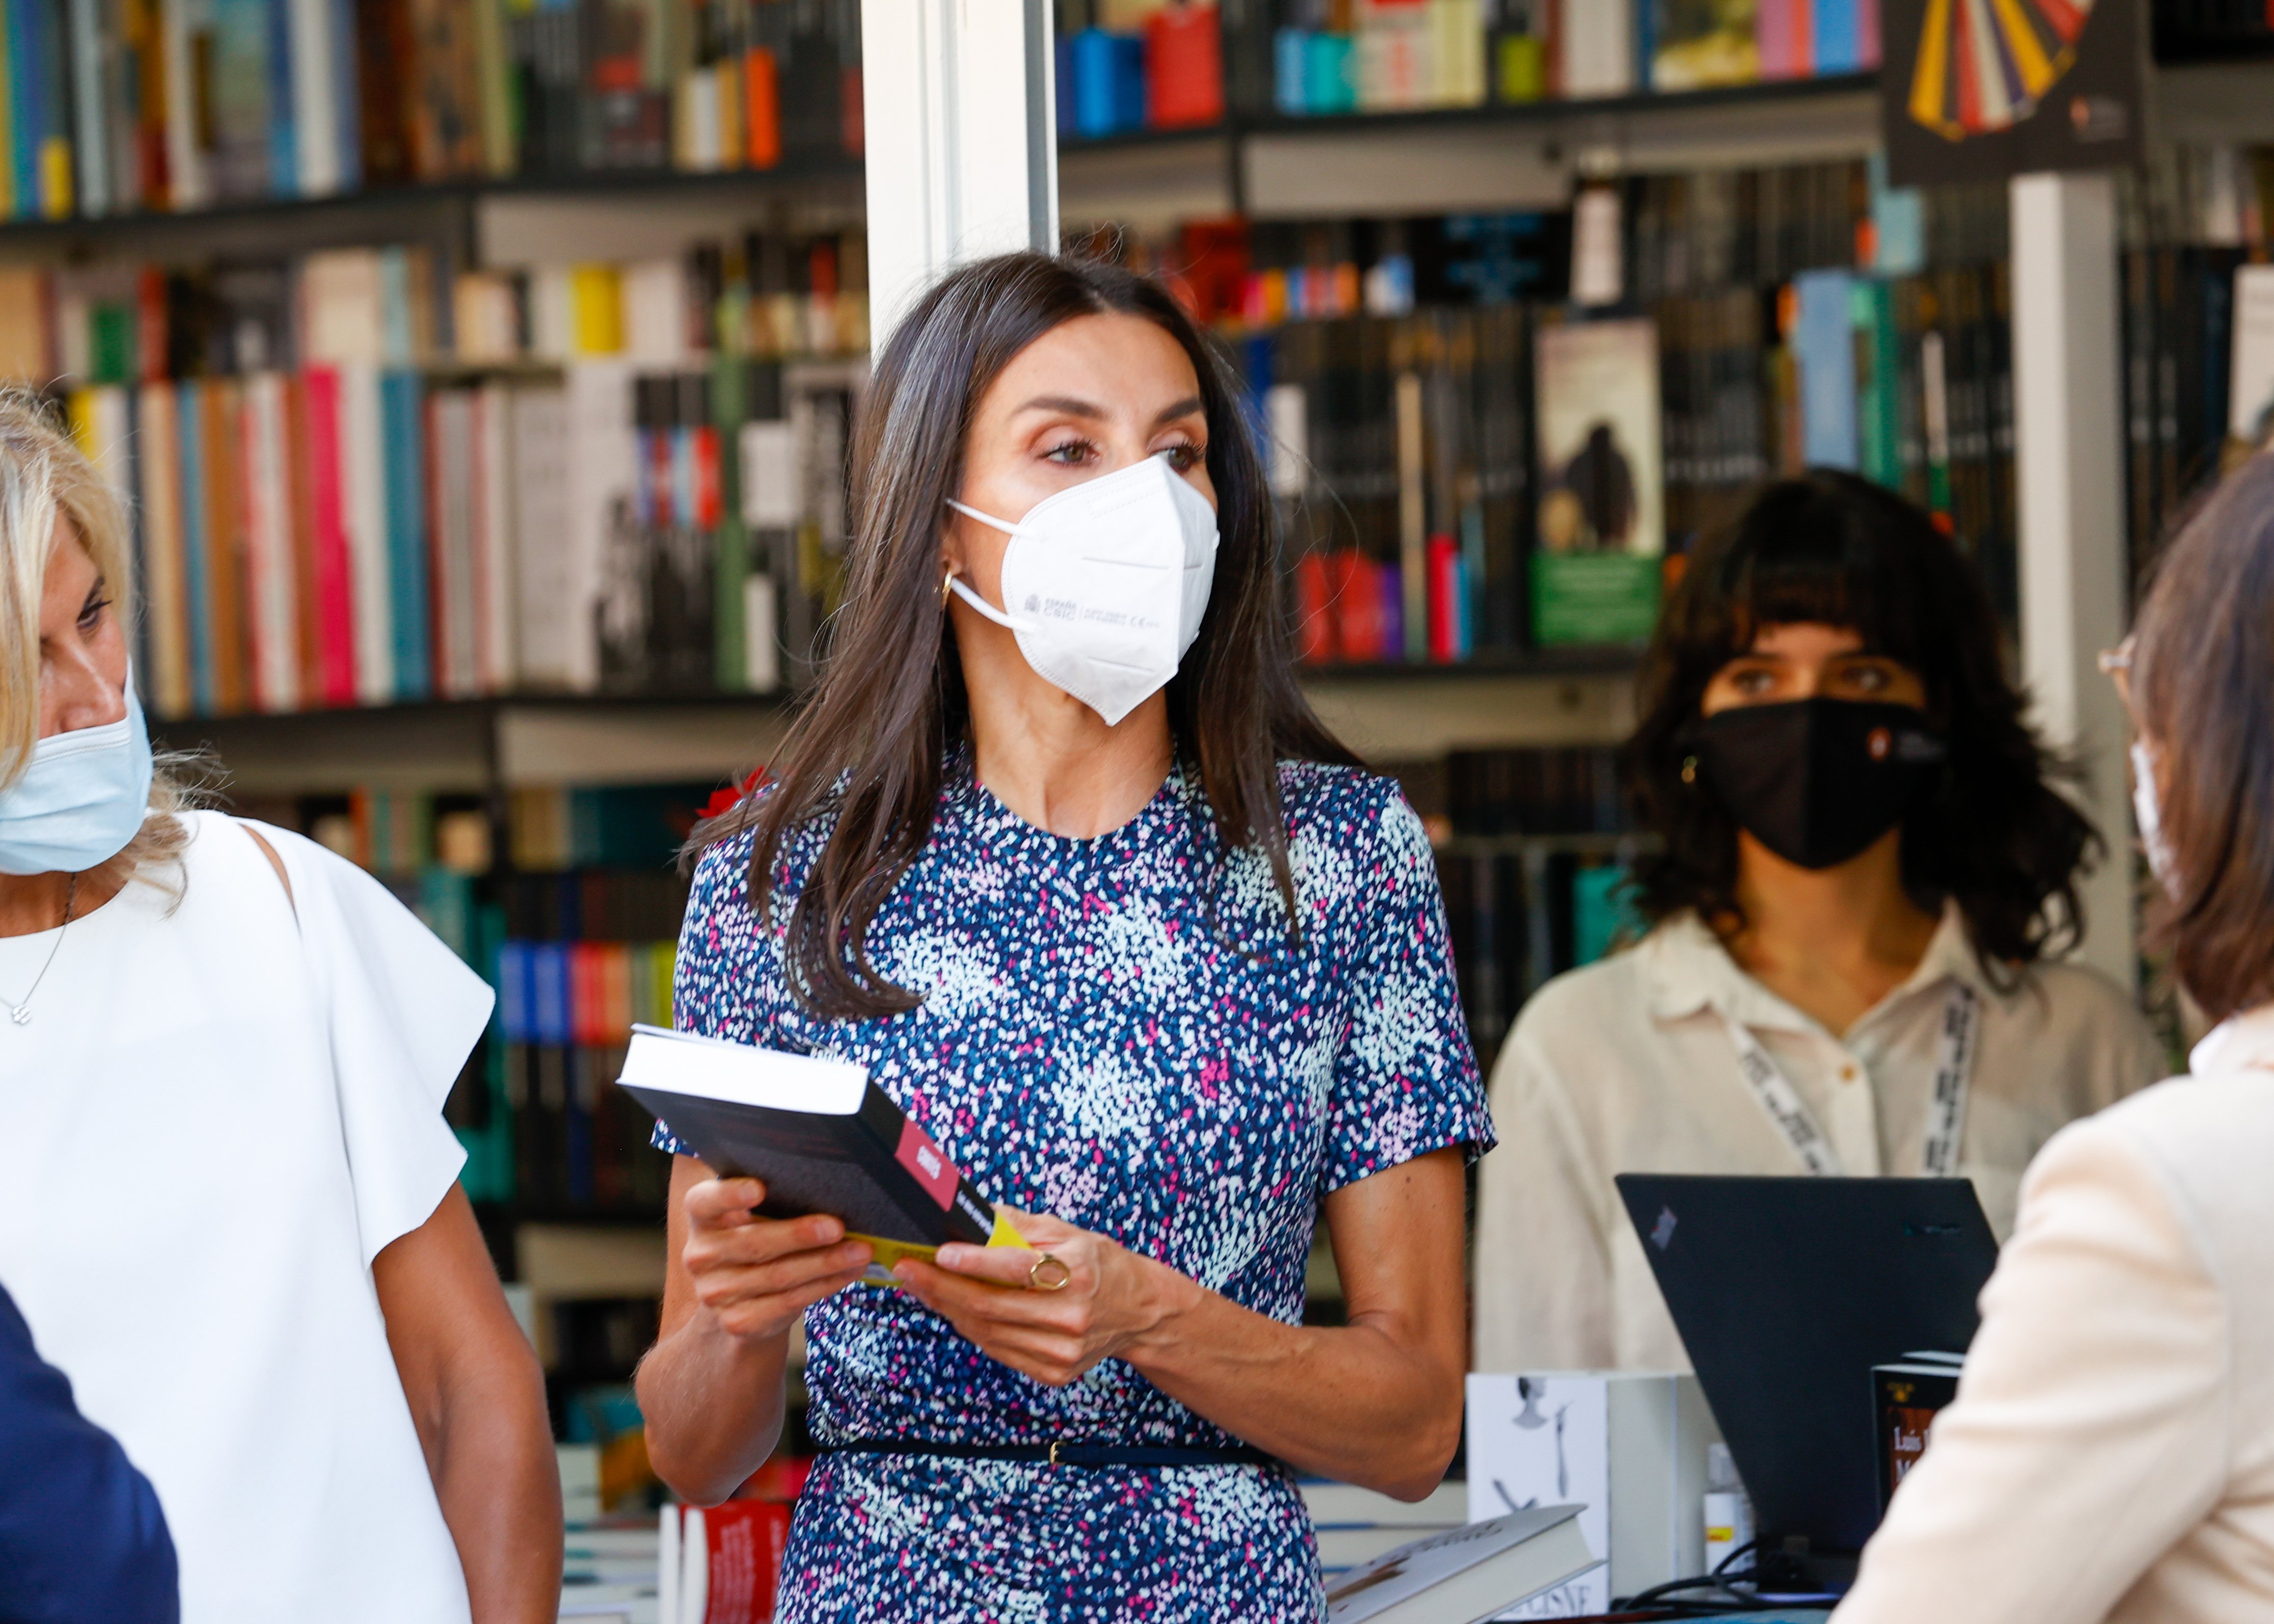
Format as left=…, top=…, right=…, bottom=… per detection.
left=434, top=1356, right=562, bottom=1624
left=636, top=1314, right=791, bottom=1505
left=1125, top=1273, right=1461, bottom=1500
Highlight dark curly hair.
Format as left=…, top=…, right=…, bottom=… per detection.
left=1624, top=470, right=2098, bottom=971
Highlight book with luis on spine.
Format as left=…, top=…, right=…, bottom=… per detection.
left=617, top=1024, right=1025, bottom=1282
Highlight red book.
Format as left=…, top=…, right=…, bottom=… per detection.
left=744, top=48, right=780, bottom=169
left=1330, top=549, right=1376, bottom=662
left=1294, top=551, right=1334, bottom=664
left=1145, top=4, right=1224, bottom=129
left=675, top=1499, right=792, bottom=1624
left=135, top=268, right=168, bottom=384
left=303, top=369, right=360, bottom=706
left=1426, top=534, right=1460, bottom=662
left=569, top=942, right=606, bottom=1049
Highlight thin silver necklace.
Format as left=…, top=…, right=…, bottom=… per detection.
left=4, top=873, right=77, bottom=1026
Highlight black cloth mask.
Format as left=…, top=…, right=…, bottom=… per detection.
left=1690, top=698, right=1948, bottom=870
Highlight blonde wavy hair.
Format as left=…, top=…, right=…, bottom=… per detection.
left=0, top=389, right=194, bottom=889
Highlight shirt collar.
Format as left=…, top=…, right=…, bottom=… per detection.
left=1641, top=899, right=1993, bottom=1032
left=2188, top=1004, right=2274, bottom=1077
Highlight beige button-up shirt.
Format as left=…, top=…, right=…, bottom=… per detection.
left=1473, top=906, right=2164, bottom=1372
left=1835, top=1007, right=2274, bottom=1624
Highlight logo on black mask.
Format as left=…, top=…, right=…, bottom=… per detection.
left=1688, top=698, right=1948, bottom=870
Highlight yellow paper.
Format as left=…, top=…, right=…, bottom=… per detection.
left=852, top=1210, right=1028, bottom=1286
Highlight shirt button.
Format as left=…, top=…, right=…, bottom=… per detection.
left=1840, top=1066, right=1859, bottom=1083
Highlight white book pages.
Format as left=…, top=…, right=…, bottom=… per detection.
left=619, top=1025, right=868, bottom=1117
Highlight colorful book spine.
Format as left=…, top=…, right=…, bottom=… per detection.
left=175, top=381, right=216, bottom=713
left=381, top=367, right=431, bottom=699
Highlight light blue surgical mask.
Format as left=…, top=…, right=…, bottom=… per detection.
left=0, top=677, right=154, bottom=875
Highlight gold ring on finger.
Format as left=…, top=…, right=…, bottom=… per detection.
left=1026, top=1253, right=1071, bottom=1292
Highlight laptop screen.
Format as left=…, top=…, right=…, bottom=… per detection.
left=1615, top=1174, right=1998, bottom=1556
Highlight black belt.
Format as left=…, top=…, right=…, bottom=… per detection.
left=820, top=1439, right=1276, bottom=1470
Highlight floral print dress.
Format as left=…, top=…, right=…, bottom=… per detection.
left=657, top=758, right=1492, bottom=1623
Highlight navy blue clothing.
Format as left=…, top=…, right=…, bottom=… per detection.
left=0, top=1283, right=177, bottom=1624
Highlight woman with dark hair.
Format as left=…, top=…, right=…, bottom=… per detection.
left=1832, top=451, right=2274, bottom=1624
left=1473, top=470, right=2159, bottom=1373
left=634, top=252, right=1491, bottom=1619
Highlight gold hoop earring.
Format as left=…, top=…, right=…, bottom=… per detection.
left=939, top=569, right=955, bottom=609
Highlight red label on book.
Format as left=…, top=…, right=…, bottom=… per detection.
left=895, top=1118, right=958, bottom=1211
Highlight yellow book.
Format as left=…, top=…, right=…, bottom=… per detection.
left=568, top=264, right=624, bottom=357
left=39, top=137, right=72, bottom=220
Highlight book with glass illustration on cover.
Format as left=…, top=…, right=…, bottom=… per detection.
left=617, top=1025, right=1026, bottom=1283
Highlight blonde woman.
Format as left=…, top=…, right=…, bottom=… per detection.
left=0, top=395, right=561, bottom=1623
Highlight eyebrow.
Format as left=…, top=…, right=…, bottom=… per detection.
left=1013, top=394, right=1207, bottom=427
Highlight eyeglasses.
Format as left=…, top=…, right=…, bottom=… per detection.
left=2098, top=634, right=2135, bottom=714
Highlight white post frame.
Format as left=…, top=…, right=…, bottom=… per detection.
left=861, top=0, right=1060, bottom=350
left=2009, top=171, right=2136, bottom=989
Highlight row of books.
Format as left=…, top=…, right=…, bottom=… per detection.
left=0, top=231, right=869, bottom=388
left=60, top=344, right=856, bottom=714
left=2122, top=246, right=2248, bottom=584
left=1255, top=0, right=1881, bottom=118
left=1444, top=746, right=1627, bottom=836
left=1057, top=3, right=1226, bottom=138
left=1624, top=163, right=2011, bottom=303
left=1246, top=245, right=2019, bottom=658
left=1438, top=849, right=1640, bottom=1064
left=0, top=0, right=862, bottom=222
left=1132, top=159, right=2003, bottom=335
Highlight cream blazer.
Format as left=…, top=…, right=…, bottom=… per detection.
left=1834, top=1006, right=2274, bottom=1624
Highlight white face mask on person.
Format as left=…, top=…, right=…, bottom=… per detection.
left=0, top=675, right=153, bottom=875
left=2131, top=739, right=2179, bottom=895
left=945, top=454, right=1219, bottom=726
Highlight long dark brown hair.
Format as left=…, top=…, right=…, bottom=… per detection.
left=2132, top=452, right=2274, bottom=1020
left=703, top=252, right=1356, bottom=1020
left=1625, top=470, right=2097, bottom=968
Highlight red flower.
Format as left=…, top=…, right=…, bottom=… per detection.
left=700, top=769, right=768, bottom=822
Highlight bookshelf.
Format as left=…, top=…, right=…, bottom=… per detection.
left=152, top=652, right=1643, bottom=796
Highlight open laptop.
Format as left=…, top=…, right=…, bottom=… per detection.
left=1614, top=1174, right=1999, bottom=1582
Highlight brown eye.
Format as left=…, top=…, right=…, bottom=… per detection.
left=1043, top=440, right=1095, bottom=466
left=1162, top=443, right=1204, bottom=472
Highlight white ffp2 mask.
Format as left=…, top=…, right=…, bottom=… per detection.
left=2132, top=739, right=2178, bottom=894
left=945, top=454, right=1219, bottom=726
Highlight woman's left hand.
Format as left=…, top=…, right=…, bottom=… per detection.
left=892, top=1208, right=1190, bottom=1388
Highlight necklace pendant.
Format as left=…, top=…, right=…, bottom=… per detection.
left=8, top=1005, right=27, bottom=1026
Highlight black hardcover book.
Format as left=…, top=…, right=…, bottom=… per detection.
left=617, top=1025, right=1019, bottom=1281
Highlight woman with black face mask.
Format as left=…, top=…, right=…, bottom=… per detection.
left=1472, top=470, right=2164, bottom=1373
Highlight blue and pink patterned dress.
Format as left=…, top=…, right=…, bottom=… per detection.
left=658, top=757, right=1491, bottom=1623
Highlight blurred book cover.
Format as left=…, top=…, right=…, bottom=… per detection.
left=1530, top=316, right=1663, bottom=646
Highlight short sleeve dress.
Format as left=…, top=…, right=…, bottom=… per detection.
left=659, top=760, right=1493, bottom=1624
left=0, top=811, right=494, bottom=1624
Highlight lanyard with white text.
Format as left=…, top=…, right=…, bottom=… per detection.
left=1720, top=982, right=1981, bottom=1178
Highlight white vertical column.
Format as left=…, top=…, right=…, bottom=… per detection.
left=2009, top=171, right=2135, bottom=989
left=861, top=0, right=1060, bottom=349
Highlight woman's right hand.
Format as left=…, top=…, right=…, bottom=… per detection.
left=680, top=1177, right=874, bottom=1342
